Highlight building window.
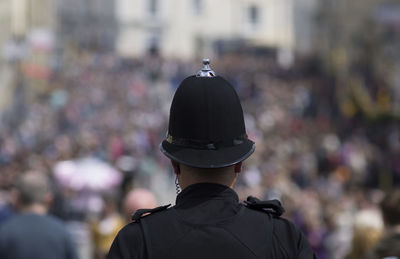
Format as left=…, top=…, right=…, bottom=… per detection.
left=248, top=5, right=260, bottom=26
left=192, top=0, right=203, bottom=15
left=149, top=0, right=158, bottom=16
left=148, top=34, right=160, bottom=55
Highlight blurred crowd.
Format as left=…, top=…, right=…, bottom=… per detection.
left=0, top=50, right=399, bottom=259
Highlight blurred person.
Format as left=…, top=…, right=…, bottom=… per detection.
left=91, top=193, right=125, bottom=259
left=367, top=189, right=400, bottom=258
left=107, top=59, right=315, bottom=258
left=345, top=209, right=383, bottom=259
left=0, top=188, right=14, bottom=225
left=123, top=188, right=157, bottom=222
left=0, top=171, right=79, bottom=259
left=322, top=197, right=358, bottom=259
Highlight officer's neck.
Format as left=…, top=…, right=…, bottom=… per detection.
left=19, top=203, right=48, bottom=215
left=178, top=167, right=238, bottom=191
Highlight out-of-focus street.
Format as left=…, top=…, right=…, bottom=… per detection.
left=1, top=1, right=399, bottom=259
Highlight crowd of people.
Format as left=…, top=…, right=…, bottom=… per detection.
left=0, top=50, right=399, bottom=259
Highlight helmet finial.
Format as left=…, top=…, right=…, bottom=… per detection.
left=196, top=58, right=216, bottom=77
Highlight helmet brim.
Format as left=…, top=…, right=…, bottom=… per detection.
left=160, top=139, right=255, bottom=169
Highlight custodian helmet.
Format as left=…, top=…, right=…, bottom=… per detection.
left=160, top=59, right=255, bottom=168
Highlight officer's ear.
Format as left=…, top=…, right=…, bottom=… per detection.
left=171, top=160, right=181, bottom=175
left=234, top=162, right=242, bottom=173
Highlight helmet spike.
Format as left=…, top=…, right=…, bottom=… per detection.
left=196, top=58, right=216, bottom=77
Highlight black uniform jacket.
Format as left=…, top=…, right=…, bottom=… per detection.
left=108, top=183, right=315, bottom=259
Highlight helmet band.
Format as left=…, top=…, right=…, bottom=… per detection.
left=166, top=133, right=248, bottom=150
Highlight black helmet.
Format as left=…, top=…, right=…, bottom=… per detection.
left=160, top=59, right=255, bottom=168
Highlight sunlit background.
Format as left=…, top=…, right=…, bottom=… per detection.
left=0, top=0, right=399, bottom=259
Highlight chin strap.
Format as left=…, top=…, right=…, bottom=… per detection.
left=175, top=175, right=181, bottom=194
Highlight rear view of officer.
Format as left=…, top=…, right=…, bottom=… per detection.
left=107, top=59, right=316, bottom=259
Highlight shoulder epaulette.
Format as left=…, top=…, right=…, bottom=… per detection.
left=244, top=196, right=285, bottom=216
left=131, top=204, right=171, bottom=221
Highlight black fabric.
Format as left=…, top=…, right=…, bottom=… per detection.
left=169, top=76, right=245, bottom=141
left=160, top=76, right=255, bottom=168
left=0, top=213, right=78, bottom=259
left=108, top=183, right=315, bottom=259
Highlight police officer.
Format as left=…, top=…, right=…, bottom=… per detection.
left=107, top=59, right=316, bottom=259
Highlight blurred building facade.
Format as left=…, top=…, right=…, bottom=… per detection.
left=1, top=0, right=318, bottom=64
left=0, top=1, right=12, bottom=59
left=0, top=0, right=56, bottom=63
left=0, top=0, right=12, bottom=114
left=293, top=0, right=317, bottom=57
left=116, top=0, right=315, bottom=63
left=315, top=0, right=400, bottom=117
left=0, top=0, right=56, bottom=117
left=56, top=0, right=117, bottom=51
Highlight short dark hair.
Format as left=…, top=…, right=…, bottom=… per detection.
left=381, top=189, right=400, bottom=226
left=15, top=172, right=51, bottom=206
